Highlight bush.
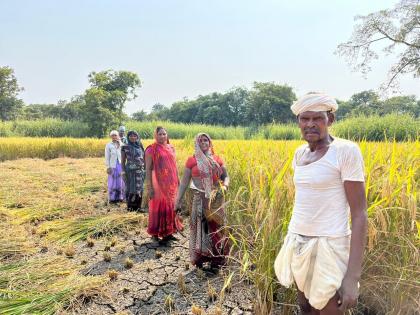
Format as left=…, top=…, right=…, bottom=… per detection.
left=0, top=121, right=13, bottom=137
left=0, top=115, right=418, bottom=141
left=333, top=114, right=419, bottom=141
left=8, top=119, right=90, bottom=138
left=124, top=120, right=245, bottom=140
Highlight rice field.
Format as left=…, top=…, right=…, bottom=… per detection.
left=0, top=138, right=418, bottom=314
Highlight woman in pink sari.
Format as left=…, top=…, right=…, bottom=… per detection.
left=145, top=127, right=183, bottom=242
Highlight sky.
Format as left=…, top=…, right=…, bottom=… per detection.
left=1, top=0, right=419, bottom=114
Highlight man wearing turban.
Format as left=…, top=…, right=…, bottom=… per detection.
left=274, top=93, right=367, bottom=314
left=119, top=126, right=128, bottom=144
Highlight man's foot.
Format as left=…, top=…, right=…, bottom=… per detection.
left=151, top=236, right=159, bottom=242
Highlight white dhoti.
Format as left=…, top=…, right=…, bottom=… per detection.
left=274, top=233, right=351, bottom=310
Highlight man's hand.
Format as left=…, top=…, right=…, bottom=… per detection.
left=337, top=275, right=359, bottom=311
left=107, top=168, right=113, bottom=175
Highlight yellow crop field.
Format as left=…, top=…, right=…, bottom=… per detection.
left=0, top=138, right=418, bottom=314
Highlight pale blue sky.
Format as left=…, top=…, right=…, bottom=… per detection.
left=1, top=0, right=419, bottom=114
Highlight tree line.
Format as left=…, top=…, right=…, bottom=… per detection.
left=133, top=86, right=420, bottom=124
left=1, top=65, right=419, bottom=137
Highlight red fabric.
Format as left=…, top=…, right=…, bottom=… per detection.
left=185, top=155, right=224, bottom=181
left=146, top=143, right=183, bottom=237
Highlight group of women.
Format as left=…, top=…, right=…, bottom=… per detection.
left=104, top=127, right=230, bottom=269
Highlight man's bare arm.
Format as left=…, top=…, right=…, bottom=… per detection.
left=339, top=180, right=368, bottom=311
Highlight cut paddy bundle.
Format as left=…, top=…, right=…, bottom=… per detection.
left=37, top=212, right=144, bottom=243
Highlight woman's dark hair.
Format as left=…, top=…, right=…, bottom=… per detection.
left=156, top=126, right=166, bottom=134
left=127, top=130, right=139, bottom=138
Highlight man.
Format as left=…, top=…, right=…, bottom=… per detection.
left=119, top=126, right=127, bottom=144
left=274, top=93, right=367, bottom=314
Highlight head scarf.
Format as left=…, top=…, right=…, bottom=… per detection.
left=109, top=130, right=119, bottom=137
left=291, top=93, right=338, bottom=116
left=126, top=130, right=144, bottom=151
left=119, top=126, right=126, bottom=132
left=194, top=133, right=222, bottom=198
left=154, top=127, right=170, bottom=144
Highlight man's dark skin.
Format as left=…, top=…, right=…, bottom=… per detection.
left=295, top=111, right=368, bottom=315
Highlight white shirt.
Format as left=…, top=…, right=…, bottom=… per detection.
left=288, top=138, right=365, bottom=237
left=105, top=141, right=122, bottom=168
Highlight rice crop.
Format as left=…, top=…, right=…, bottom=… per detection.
left=0, top=138, right=418, bottom=314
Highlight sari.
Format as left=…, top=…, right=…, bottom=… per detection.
left=122, top=131, right=145, bottom=211
left=105, top=141, right=125, bottom=202
left=145, top=141, right=183, bottom=238
left=187, top=133, right=229, bottom=268
left=108, top=161, right=125, bottom=202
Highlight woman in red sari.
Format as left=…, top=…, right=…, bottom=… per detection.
left=175, top=133, right=230, bottom=269
left=145, top=127, right=183, bottom=242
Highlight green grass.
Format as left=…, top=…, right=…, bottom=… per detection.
left=333, top=114, right=419, bottom=141
left=0, top=113, right=418, bottom=141
left=125, top=120, right=246, bottom=140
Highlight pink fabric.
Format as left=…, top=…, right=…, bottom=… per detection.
left=193, top=133, right=222, bottom=198
left=185, top=155, right=224, bottom=180
left=146, top=142, right=183, bottom=237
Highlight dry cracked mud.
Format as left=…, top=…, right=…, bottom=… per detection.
left=66, top=215, right=256, bottom=315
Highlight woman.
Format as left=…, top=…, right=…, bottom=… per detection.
left=175, top=133, right=230, bottom=269
left=121, top=130, right=145, bottom=211
left=145, top=127, right=183, bottom=241
left=105, top=130, right=125, bottom=203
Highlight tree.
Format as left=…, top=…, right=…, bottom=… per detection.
left=83, top=88, right=116, bottom=137
left=166, top=98, right=198, bottom=123
left=131, top=109, right=148, bottom=121
left=346, top=90, right=383, bottom=116
left=149, top=103, right=169, bottom=120
left=337, top=90, right=419, bottom=118
left=163, top=88, right=249, bottom=126
left=382, top=95, right=419, bottom=116
left=0, top=66, right=24, bottom=121
left=246, top=82, right=296, bottom=124
left=219, top=87, right=249, bottom=126
left=335, top=99, right=354, bottom=120
left=58, top=96, right=85, bottom=121
left=82, top=70, right=141, bottom=137
left=21, top=104, right=57, bottom=120
left=87, top=70, right=141, bottom=124
left=337, top=0, right=420, bottom=89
